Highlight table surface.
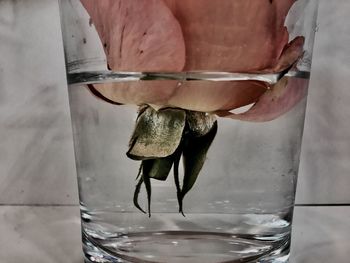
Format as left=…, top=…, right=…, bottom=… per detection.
left=0, top=206, right=348, bottom=263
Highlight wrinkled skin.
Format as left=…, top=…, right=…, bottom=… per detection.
left=81, top=0, right=306, bottom=122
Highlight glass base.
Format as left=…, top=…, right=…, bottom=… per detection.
left=83, top=231, right=290, bottom=263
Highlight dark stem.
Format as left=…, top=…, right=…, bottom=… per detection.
left=133, top=175, right=146, bottom=214
left=142, top=166, right=152, bottom=217
left=135, top=163, right=143, bottom=180
left=173, top=148, right=185, bottom=217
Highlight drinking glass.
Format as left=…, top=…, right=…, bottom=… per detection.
left=59, top=1, right=319, bottom=262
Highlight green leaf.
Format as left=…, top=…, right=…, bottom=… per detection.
left=127, top=106, right=186, bottom=160
left=180, top=121, right=218, bottom=204
left=186, top=111, right=217, bottom=137
left=142, top=155, right=174, bottom=181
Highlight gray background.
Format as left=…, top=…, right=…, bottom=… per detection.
left=1, top=0, right=349, bottom=206
left=0, top=1, right=350, bottom=263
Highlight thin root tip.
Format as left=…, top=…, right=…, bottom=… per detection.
left=135, top=205, right=147, bottom=214
left=179, top=209, right=186, bottom=217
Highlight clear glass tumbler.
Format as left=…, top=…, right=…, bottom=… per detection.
left=59, top=1, right=319, bottom=262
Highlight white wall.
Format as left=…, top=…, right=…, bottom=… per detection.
left=0, top=0, right=349, bottom=205
left=0, top=0, right=77, bottom=204
left=297, top=1, right=350, bottom=204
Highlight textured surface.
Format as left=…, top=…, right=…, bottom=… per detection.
left=292, top=206, right=350, bottom=263
left=0, top=206, right=82, bottom=263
